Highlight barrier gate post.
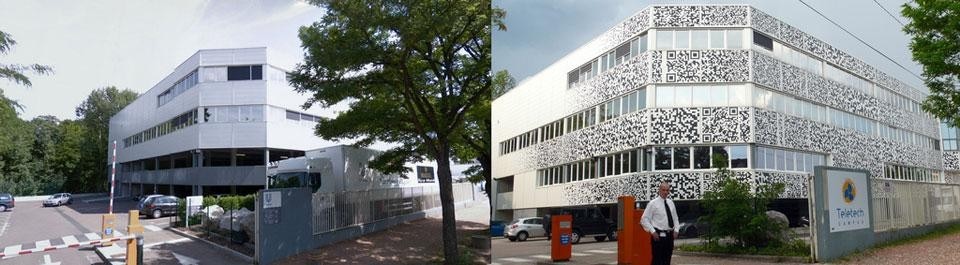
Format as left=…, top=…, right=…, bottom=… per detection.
left=550, top=214, right=572, bottom=262
left=617, top=196, right=652, bottom=265
left=617, top=196, right=636, bottom=264
left=126, top=210, right=144, bottom=265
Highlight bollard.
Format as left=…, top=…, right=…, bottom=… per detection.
left=101, top=214, right=116, bottom=246
left=136, top=235, right=143, bottom=265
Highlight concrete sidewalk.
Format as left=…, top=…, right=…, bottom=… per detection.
left=274, top=199, right=491, bottom=265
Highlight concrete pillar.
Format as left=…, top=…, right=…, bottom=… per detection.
left=230, top=149, right=237, bottom=166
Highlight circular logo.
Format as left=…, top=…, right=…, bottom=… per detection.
left=842, top=178, right=856, bottom=204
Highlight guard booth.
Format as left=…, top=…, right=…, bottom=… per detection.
left=617, top=195, right=652, bottom=265
left=550, top=214, right=572, bottom=262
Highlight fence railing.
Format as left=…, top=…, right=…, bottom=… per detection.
left=311, top=182, right=475, bottom=235
left=872, top=179, right=960, bottom=232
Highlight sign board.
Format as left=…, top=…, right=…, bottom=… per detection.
left=826, top=169, right=870, bottom=232
left=264, top=191, right=282, bottom=209
left=263, top=208, right=281, bottom=225
left=417, top=166, right=435, bottom=183
left=186, top=196, right=203, bottom=216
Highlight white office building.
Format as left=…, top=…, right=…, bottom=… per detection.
left=108, top=47, right=336, bottom=197
left=492, top=5, right=948, bottom=223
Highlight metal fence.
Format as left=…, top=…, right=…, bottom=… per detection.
left=872, top=179, right=960, bottom=232
left=311, top=183, right=475, bottom=235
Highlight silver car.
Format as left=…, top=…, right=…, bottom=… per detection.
left=42, top=193, right=72, bottom=207
left=505, top=217, right=546, bottom=242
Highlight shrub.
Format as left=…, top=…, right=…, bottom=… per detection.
left=700, top=153, right=787, bottom=248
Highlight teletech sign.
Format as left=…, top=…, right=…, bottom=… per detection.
left=827, top=169, right=870, bottom=232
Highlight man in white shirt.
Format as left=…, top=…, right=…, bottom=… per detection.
left=640, top=181, right=680, bottom=265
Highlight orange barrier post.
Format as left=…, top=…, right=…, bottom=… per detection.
left=551, top=214, right=573, bottom=262
left=634, top=208, right=651, bottom=265
left=617, top=196, right=636, bottom=265
left=126, top=210, right=144, bottom=265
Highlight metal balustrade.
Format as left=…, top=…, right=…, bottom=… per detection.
left=311, top=183, right=475, bottom=235
left=872, top=179, right=960, bottom=232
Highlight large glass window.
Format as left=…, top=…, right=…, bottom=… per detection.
left=227, top=65, right=263, bottom=81
left=709, top=30, right=724, bottom=49
left=657, top=30, right=673, bottom=49
left=729, top=145, right=748, bottom=168
left=691, top=30, right=708, bottom=49
left=655, top=147, right=672, bottom=170
left=673, top=147, right=690, bottom=169
left=694, top=146, right=711, bottom=169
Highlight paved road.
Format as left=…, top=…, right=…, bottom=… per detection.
left=0, top=198, right=249, bottom=265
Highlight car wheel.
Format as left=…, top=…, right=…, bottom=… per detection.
left=152, top=209, right=162, bottom=219
left=57, top=202, right=61, bottom=207
left=594, top=236, right=607, bottom=242
left=0, top=205, right=6, bottom=212
left=507, top=237, right=517, bottom=242
left=607, top=228, right=618, bottom=241
left=517, top=232, right=528, bottom=242
left=571, top=230, right=582, bottom=244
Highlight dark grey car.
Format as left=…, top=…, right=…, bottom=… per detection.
left=138, top=195, right=178, bottom=219
left=0, top=193, right=13, bottom=212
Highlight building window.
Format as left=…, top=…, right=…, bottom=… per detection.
left=655, top=147, right=672, bottom=170
left=729, top=145, right=748, bottom=168
left=227, top=65, right=263, bottom=81
left=753, top=32, right=773, bottom=51
left=673, top=147, right=690, bottom=169
left=694, top=146, right=711, bottom=169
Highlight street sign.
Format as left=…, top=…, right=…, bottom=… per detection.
left=264, top=191, right=282, bottom=209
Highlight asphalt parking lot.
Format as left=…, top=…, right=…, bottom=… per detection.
left=0, top=197, right=250, bottom=265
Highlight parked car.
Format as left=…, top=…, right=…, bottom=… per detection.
left=544, top=207, right=618, bottom=244
left=505, top=217, right=546, bottom=242
left=42, top=193, right=72, bottom=207
left=490, top=220, right=505, bottom=237
left=678, top=218, right=710, bottom=238
left=138, top=195, right=178, bottom=219
left=0, top=193, right=14, bottom=212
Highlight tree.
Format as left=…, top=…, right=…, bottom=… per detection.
left=289, top=0, right=498, bottom=262
left=902, top=1, right=960, bottom=127
left=73, top=87, right=138, bottom=192
left=699, top=153, right=785, bottom=248
left=492, top=70, right=516, bottom=99
left=1, top=30, right=52, bottom=93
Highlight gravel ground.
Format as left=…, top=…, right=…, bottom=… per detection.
left=840, top=231, right=960, bottom=265
left=275, top=200, right=490, bottom=265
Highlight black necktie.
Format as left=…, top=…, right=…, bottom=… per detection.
left=664, top=199, right=674, bottom=229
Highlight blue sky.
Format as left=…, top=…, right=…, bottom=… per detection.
left=0, top=0, right=324, bottom=120
left=493, top=0, right=923, bottom=91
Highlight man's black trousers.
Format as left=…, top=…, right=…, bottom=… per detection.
left=650, top=231, right=674, bottom=265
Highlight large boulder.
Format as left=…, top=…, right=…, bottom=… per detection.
left=219, top=208, right=253, bottom=232
left=201, top=205, right=224, bottom=230
left=238, top=208, right=256, bottom=239
left=765, top=210, right=791, bottom=242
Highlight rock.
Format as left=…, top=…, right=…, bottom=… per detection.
left=765, top=210, right=791, bottom=242
left=238, top=208, right=256, bottom=239
left=201, top=205, right=224, bottom=230
left=219, top=208, right=253, bottom=232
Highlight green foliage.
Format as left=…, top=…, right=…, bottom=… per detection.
left=902, top=1, right=960, bottom=127
left=175, top=198, right=202, bottom=227
left=290, top=1, right=500, bottom=262
left=700, top=153, right=787, bottom=248
left=67, top=86, right=138, bottom=193
left=201, top=194, right=256, bottom=211
left=679, top=239, right=810, bottom=257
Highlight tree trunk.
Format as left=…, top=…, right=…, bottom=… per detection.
left=435, top=144, right=459, bottom=264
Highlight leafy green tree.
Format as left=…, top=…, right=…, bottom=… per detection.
left=0, top=30, right=52, bottom=195
left=289, top=0, right=499, bottom=262
left=54, top=120, right=87, bottom=193
left=700, top=153, right=786, bottom=248
left=492, top=70, right=516, bottom=99
left=902, top=1, right=960, bottom=126
left=73, top=87, right=138, bottom=192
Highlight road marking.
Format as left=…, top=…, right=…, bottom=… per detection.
left=62, top=236, right=79, bottom=246
left=585, top=249, right=617, bottom=254
left=172, top=252, right=200, bottom=265
left=498, top=257, right=533, bottom=263
left=530, top=254, right=551, bottom=259
left=144, top=238, right=191, bottom=248
left=3, top=244, right=21, bottom=256
left=83, top=233, right=101, bottom=241
left=572, top=252, right=592, bottom=256
left=0, top=212, right=11, bottom=238
left=34, top=240, right=50, bottom=249
left=144, top=225, right=161, bottom=232
left=41, top=254, right=61, bottom=265
left=114, top=230, right=124, bottom=237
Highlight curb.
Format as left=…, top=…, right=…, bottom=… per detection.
left=167, top=227, right=255, bottom=264
left=674, top=250, right=811, bottom=263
